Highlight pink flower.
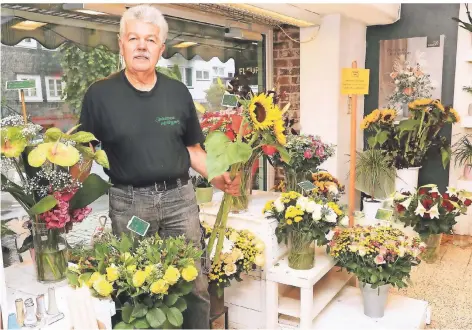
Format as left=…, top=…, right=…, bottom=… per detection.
left=379, top=246, right=388, bottom=255
left=72, top=207, right=92, bottom=223
left=374, top=254, right=386, bottom=265
left=315, top=147, right=325, bottom=158
left=304, top=150, right=313, bottom=159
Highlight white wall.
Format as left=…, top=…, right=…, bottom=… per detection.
left=449, top=4, right=472, bottom=235
left=300, top=14, right=366, bottom=208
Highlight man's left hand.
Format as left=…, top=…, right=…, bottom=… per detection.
left=211, top=172, right=241, bottom=196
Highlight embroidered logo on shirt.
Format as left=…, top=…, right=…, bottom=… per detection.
left=156, top=116, right=180, bottom=126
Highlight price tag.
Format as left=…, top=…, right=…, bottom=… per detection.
left=375, top=208, right=393, bottom=222
left=297, top=181, right=316, bottom=192
left=127, top=216, right=150, bottom=236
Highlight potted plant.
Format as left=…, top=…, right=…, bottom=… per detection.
left=310, top=170, right=345, bottom=201
left=191, top=174, right=214, bottom=204
left=361, top=101, right=460, bottom=193
left=201, top=222, right=264, bottom=317
left=264, top=191, right=346, bottom=270
left=327, top=225, right=425, bottom=318
left=452, top=134, right=472, bottom=180
left=354, top=149, right=396, bottom=224
left=393, top=184, right=472, bottom=263
left=266, top=134, right=335, bottom=193
left=67, top=232, right=201, bottom=329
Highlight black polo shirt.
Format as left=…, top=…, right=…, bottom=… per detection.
left=79, top=69, right=204, bottom=186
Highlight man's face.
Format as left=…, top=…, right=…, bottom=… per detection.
left=119, top=19, right=165, bottom=72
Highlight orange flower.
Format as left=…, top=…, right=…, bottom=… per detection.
left=403, top=87, right=413, bottom=96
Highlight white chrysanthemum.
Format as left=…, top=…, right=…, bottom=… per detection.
left=274, top=198, right=285, bottom=213
left=325, top=210, right=337, bottom=223
left=312, top=204, right=322, bottom=221
left=296, top=196, right=309, bottom=212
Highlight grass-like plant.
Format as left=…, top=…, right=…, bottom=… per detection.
left=453, top=134, right=472, bottom=168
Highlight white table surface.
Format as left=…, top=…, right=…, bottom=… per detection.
left=4, top=262, right=114, bottom=330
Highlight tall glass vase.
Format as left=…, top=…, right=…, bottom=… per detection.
left=284, top=168, right=309, bottom=193
left=231, top=151, right=261, bottom=213
left=32, top=221, right=68, bottom=283
left=288, top=231, right=314, bottom=270
left=420, top=233, right=442, bottom=264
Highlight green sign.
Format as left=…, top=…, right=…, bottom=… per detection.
left=221, top=94, right=238, bottom=108
left=5, top=80, right=36, bottom=90
left=126, top=215, right=150, bottom=236
left=297, top=181, right=317, bottom=192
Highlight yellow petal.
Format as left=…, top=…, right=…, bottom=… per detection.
left=46, top=143, right=80, bottom=167
left=194, top=101, right=206, bottom=114
left=2, top=140, right=26, bottom=158
left=27, top=143, right=51, bottom=167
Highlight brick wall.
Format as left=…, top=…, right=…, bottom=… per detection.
left=273, top=25, right=301, bottom=187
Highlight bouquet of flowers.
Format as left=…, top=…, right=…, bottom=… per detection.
left=266, top=134, right=335, bottom=192
left=204, top=91, right=290, bottom=264
left=1, top=115, right=110, bottom=282
left=201, top=222, right=265, bottom=297
left=310, top=171, right=345, bottom=201
left=327, top=225, right=425, bottom=288
left=67, top=232, right=201, bottom=329
left=264, top=191, right=346, bottom=269
left=362, top=99, right=460, bottom=169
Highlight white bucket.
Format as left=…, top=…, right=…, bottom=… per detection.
left=362, top=198, right=382, bottom=226
left=395, top=167, right=420, bottom=193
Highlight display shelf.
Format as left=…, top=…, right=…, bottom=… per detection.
left=266, top=247, right=336, bottom=289
left=460, top=115, right=472, bottom=128
left=457, top=179, right=472, bottom=192
left=278, top=267, right=352, bottom=319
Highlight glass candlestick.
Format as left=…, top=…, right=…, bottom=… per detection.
left=14, top=298, right=24, bottom=327
left=23, top=298, right=37, bottom=327
left=36, top=294, right=46, bottom=323
left=47, top=287, right=60, bottom=315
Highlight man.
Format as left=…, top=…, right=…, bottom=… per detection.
left=79, top=5, right=240, bottom=329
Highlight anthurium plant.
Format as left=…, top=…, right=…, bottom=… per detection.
left=361, top=99, right=460, bottom=169
left=204, top=91, right=291, bottom=263
left=67, top=232, right=201, bottom=329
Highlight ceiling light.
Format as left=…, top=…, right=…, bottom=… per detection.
left=225, top=28, right=263, bottom=42
left=62, top=4, right=109, bottom=16
left=74, top=9, right=108, bottom=16
left=173, top=41, right=198, bottom=48
left=11, top=20, right=47, bottom=31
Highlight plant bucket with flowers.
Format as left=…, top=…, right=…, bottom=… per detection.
left=1, top=116, right=111, bottom=282
left=204, top=91, right=290, bottom=264
left=201, top=222, right=265, bottom=316
left=266, top=134, right=335, bottom=193
left=67, top=232, right=201, bottom=329
left=310, top=171, right=345, bottom=201
left=393, top=184, right=472, bottom=263
left=264, top=191, right=346, bottom=270
left=327, top=225, right=425, bottom=318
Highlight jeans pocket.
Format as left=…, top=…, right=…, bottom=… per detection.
left=176, top=183, right=196, bottom=202
left=109, top=188, right=134, bottom=215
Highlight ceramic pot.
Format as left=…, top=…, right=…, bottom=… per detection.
left=395, top=167, right=420, bottom=194
left=463, top=165, right=472, bottom=181
left=195, top=187, right=213, bottom=204
left=362, top=198, right=382, bottom=225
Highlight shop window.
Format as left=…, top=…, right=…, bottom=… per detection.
left=16, top=74, right=42, bottom=102
left=196, top=70, right=210, bottom=81
left=45, top=76, right=64, bottom=101
left=185, top=68, right=193, bottom=87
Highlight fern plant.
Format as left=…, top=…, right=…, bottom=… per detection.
left=453, top=134, right=472, bottom=168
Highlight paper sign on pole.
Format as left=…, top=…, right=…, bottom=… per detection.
left=341, top=68, right=370, bottom=95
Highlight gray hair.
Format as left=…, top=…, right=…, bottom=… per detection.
left=120, top=5, right=168, bottom=43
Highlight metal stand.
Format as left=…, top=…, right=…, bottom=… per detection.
left=209, top=306, right=229, bottom=329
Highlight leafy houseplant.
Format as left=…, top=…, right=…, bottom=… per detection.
left=327, top=225, right=425, bottom=318
left=264, top=191, right=346, bottom=269
left=191, top=174, right=213, bottom=204
left=393, top=184, right=472, bottom=262
left=452, top=134, right=472, bottom=180
left=1, top=115, right=110, bottom=282
left=452, top=4, right=472, bottom=33
left=67, top=232, right=201, bottom=329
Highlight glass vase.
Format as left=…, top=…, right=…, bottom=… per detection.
left=284, top=168, right=309, bottom=193
left=231, top=152, right=261, bottom=213
left=420, top=233, right=442, bottom=264
left=32, top=221, right=68, bottom=283
left=288, top=231, right=314, bottom=270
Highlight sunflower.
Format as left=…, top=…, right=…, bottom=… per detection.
left=408, top=98, right=433, bottom=109
left=448, top=108, right=460, bottom=123
left=274, top=119, right=286, bottom=145
left=247, top=93, right=277, bottom=130
left=432, top=99, right=445, bottom=112
left=380, top=109, right=396, bottom=124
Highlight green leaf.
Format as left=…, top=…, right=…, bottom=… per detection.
left=132, top=303, right=148, bottom=318
left=164, top=293, right=179, bottom=307
left=376, top=131, right=389, bottom=146
left=78, top=272, right=92, bottom=286
left=441, top=145, right=451, bottom=169
left=275, top=144, right=291, bottom=164
left=177, top=281, right=194, bottom=295
left=17, top=235, right=33, bottom=253
left=132, top=317, right=150, bottom=329
left=122, top=303, right=135, bottom=324
left=44, top=127, right=63, bottom=141
left=398, top=119, right=419, bottom=133
left=69, top=131, right=97, bottom=143
left=367, top=136, right=376, bottom=148
left=120, top=233, right=133, bottom=253
left=76, top=145, right=95, bottom=159
left=69, top=174, right=112, bottom=210
left=113, top=321, right=132, bottom=329
left=166, top=307, right=183, bottom=327
left=66, top=272, right=79, bottom=287
left=370, top=274, right=378, bottom=283
left=146, top=308, right=166, bottom=329
left=94, top=149, right=110, bottom=169
left=174, top=298, right=187, bottom=312
left=29, top=195, right=57, bottom=215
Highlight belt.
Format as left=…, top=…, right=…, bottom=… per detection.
left=112, top=174, right=189, bottom=191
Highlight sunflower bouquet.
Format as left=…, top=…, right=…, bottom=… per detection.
left=67, top=232, right=201, bottom=329
left=205, top=91, right=290, bottom=264
left=264, top=191, right=347, bottom=269
left=201, top=222, right=265, bottom=297
left=310, top=171, right=345, bottom=201
left=363, top=99, right=460, bottom=169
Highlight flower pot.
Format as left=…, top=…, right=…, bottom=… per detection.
left=402, top=103, right=409, bottom=118
left=195, top=187, right=213, bottom=204
left=395, top=167, right=420, bottom=193
left=208, top=283, right=225, bottom=317
left=359, top=282, right=390, bottom=318
left=288, top=231, right=314, bottom=270
left=32, top=222, right=68, bottom=283
left=362, top=198, right=382, bottom=226
left=463, top=165, right=472, bottom=181
left=420, top=233, right=442, bottom=264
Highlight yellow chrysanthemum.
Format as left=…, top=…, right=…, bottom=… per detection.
left=163, top=266, right=180, bottom=285
left=286, top=219, right=293, bottom=225
left=106, top=265, right=119, bottom=282
left=150, top=279, right=169, bottom=295
left=93, top=278, right=114, bottom=297
left=294, top=216, right=303, bottom=223
left=263, top=200, right=274, bottom=214
left=181, top=265, right=198, bottom=282
left=132, top=270, right=147, bottom=288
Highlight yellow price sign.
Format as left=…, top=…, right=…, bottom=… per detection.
left=341, top=68, right=370, bottom=95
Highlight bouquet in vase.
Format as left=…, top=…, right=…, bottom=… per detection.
left=310, top=171, right=345, bottom=201
left=67, top=232, right=201, bottom=329
left=264, top=191, right=347, bottom=269
left=204, top=91, right=290, bottom=263
left=1, top=115, right=110, bottom=282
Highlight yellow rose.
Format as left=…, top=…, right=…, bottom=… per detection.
left=126, top=265, right=137, bottom=273
left=106, top=265, right=120, bottom=282
left=254, top=240, right=265, bottom=253
left=132, top=270, right=147, bottom=288
left=223, top=263, right=237, bottom=276
left=93, top=278, right=114, bottom=297
left=181, top=265, right=198, bottom=282
left=231, top=248, right=244, bottom=261
left=229, top=231, right=240, bottom=242
left=150, top=279, right=169, bottom=295
left=87, top=272, right=104, bottom=287
left=254, top=254, right=265, bottom=267
left=163, top=266, right=180, bottom=285
left=144, top=265, right=154, bottom=278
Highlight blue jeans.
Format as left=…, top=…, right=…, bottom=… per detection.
left=108, top=180, right=210, bottom=329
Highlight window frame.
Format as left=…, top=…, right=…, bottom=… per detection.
left=16, top=74, right=43, bottom=102
left=196, top=70, right=210, bottom=81
left=44, top=76, right=65, bottom=102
